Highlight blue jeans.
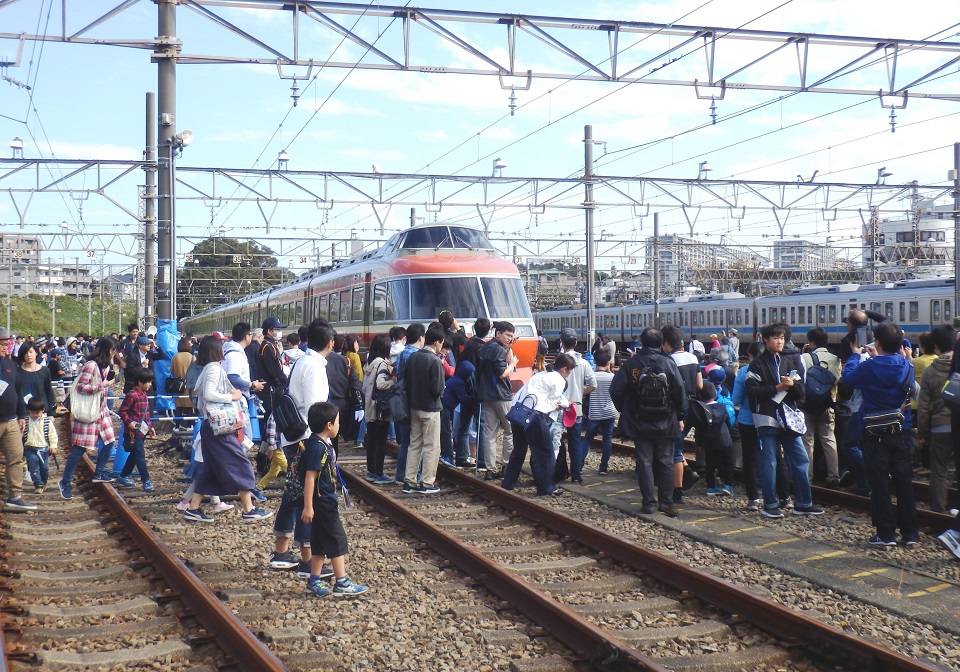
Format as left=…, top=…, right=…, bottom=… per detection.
left=119, top=434, right=150, bottom=483
left=501, top=416, right=557, bottom=495
left=394, top=422, right=410, bottom=482
left=583, top=418, right=614, bottom=472
left=62, top=440, right=114, bottom=485
left=272, top=498, right=310, bottom=545
left=567, top=417, right=586, bottom=481
left=440, top=407, right=454, bottom=462
left=757, top=427, right=812, bottom=510
left=24, top=446, right=49, bottom=486
left=840, top=414, right=870, bottom=494
left=455, top=402, right=478, bottom=462
left=861, top=431, right=918, bottom=541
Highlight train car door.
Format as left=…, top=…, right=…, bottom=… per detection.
left=362, top=272, right=372, bottom=337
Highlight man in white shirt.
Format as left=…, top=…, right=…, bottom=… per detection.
left=282, top=319, right=334, bottom=450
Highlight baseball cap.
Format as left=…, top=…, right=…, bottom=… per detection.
left=212, top=331, right=228, bottom=341
left=262, top=317, right=287, bottom=331
left=709, top=333, right=718, bottom=339
left=559, top=327, right=577, bottom=342
left=707, top=367, right=726, bottom=385
left=51, top=348, right=65, bottom=357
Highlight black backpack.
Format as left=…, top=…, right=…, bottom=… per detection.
left=633, top=359, right=672, bottom=419
left=804, top=352, right=837, bottom=416
left=689, top=400, right=732, bottom=448
left=273, top=359, right=308, bottom=441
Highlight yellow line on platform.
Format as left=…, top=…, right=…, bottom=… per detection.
left=798, top=550, right=847, bottom=563
left=851, top=568, right=890, bottom=578
left=757, top=538, right=800, bottom=549
left=720, top=526, right=764, bottom=536
left=907, top=583, right=953, bottom=598
left=611, top=488, right=636, bottom=494
left=690, top=516, right=726, bottom=524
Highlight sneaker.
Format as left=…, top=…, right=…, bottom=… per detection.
left=793, top=504, right=824, bottom=515
left=868, top=535, right=897, bottom=547
left=762, top=507, right=784, bottom=519
left=903, top=537, right=921, bottom=548
left=484, top=470, right=501, bottom=481
left=422, top=484, right=441, bottom=495
left=672, top=491, right=686, bottom=505
left=319, top=564, right=335, bottom=579
left=332, top=577, right=369, bottom=597
left=250, top=487, right=267, bottom=502
left=825, top=478, right=841, bottom=490
left=706, top=487, right=725, bottom=496
left=115, top=476, right=136, bottom=488
left=34, top=485, right=44, bottom=494
left=598, top=469, right=609, bottom=476
left=455, top=459, right=472, bottom=468
left=241, top=507, right=273, bottom=521
left=306, top=578, right=331, bottom=597
left=58, top=480, right=72, bottom=500
left=938, top=529, right=960, bottom=560
left=402, top=483, right=424, bottom=494
left=269, top=551, right=300, bottom=570
left=722, top=485, right=734, bottom=497
left=439, top=457, right=456, bottom=467
left=744, top=499, right=760, bottom=512
left=4, top=496, right=37, bottom=512
left=183, top=508, right=214, bottom=523
left=949, top=508, right=959, bottom=517
left=296, top=561, right=312, bottom=579
left=365, top=472, right=378, bottom=482
left=91, top=472, right=114, bottom=484
left=142, top=481, right=156, bottom=494
left=176, top=499, right=191, bottom=511
left=373, top=474, right=394, bottom=485
left=838, top=470, right=854, bottom=488
left=779, top=497, right=794, bottom=510
left=212, top=501, right=235, bottom=513
left=549, top=488, right=565, bottom=497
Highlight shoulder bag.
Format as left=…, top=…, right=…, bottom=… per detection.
left=506, top=393, right=538, bottom=430
left=68, top=365, right=103, bottom=423
left=273, top=358, right=309, bottom=441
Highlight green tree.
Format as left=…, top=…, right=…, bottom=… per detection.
left=178, top=237, right=293, bottom=318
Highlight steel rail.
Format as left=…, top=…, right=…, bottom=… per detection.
left=79, top=454, right=289, bottom=671
left=432, top=464, right=941, bottom=672
left=340, top=469, right=669, bottom=671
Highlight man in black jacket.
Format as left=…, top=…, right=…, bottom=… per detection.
left=257, top=317, right=289, bottom=440
left=403, top=324, right=446, bottom=494
left=0, top=327, right=34, bottom=511
left=475, top=321, right=519, bottom=478
left=746, top=323, right=824, bottom=519
left=610, top=328, right=687, bottom=517
left=455, top=317, right=490, bottom=468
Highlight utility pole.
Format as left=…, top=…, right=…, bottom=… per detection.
left=75, top=257, right=80, bottom=301
left=869, top=206, right=880, bottom=284
left=51, top=287, right=56, bottom=338
left=5, top=253, right=10, bottom=332
left=653, top=212, right=660, bottom=329
left=953, top=142, right=960, bottom=317
left=145, top=92, right=157, bottom=326
left=156, top=0, right=179, bottom=322
left=100, top=263, right=105, bottom=335
left=583, top=125, right=596, bottom=346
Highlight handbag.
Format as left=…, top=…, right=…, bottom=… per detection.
left=273, top=359, right=309, bottom=441
left=941, top=373, right=960, bottom=413
left=371, top=366, right=393, bottom=417
left=206, top=399, right=246, bottom=436
left=388, top=384, right=409, bottom=424
left=165, top=376, right=186, bottom=395
left=776, top=402, right=806, bottom=436
left=506, top=394, right=538, bottom=430
left=67, top=365, right=103, bottom=423
left=862, top=409, right=905, bottom=436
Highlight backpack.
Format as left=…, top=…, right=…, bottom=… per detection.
left=22, top=417, right=52, bottom=446
left=804, top=352, right=837, bottom=416
left=273, top=359, right=308, bottom=441
left=633, top=360, right=672, bottom=419
left=689, top=400, right=731, bottom=447
left=281, top=443, right=308, bottom=505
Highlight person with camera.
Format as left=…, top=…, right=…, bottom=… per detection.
left=842, top=321, right=919, bottom=547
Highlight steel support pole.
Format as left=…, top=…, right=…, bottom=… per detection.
left=145, top=92, right=157, bottom=326
left=653, top=212, right=660, bottom=329
left=6, top=256, right=10, bottom=332
left=156, top=0, right=177, bottom=321
left=953, top=142, right=960, bottom=319
left=100, top=264, right=105, bottom=335
left=583, top=125, right=596, bottom=346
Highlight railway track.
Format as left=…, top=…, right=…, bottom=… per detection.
left=0, top=453, right=286, bottom=671
left=343, top=462, right=939, bottom=671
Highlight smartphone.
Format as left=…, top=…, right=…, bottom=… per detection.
left=856, top=326, right=869, bottom=346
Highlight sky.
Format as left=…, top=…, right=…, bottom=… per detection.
left=0, top=0, right=958, bottom=276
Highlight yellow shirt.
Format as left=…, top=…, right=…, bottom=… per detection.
left=24, top=415, right=58, bottom=449
left=912, top=353, right=937, bottom=409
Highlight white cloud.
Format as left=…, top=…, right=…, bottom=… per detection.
left=341, top=148, right=404, bottom=162
left=44, top=141, right=140, bottom=161
left=416, top=129, right=453, bottom=142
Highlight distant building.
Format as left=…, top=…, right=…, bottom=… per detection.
left=645, top=234, right=767, bottom=291
left=107, top=273, right=136, bottom=301
left=866, top=200, right=955, bottom=274
left=772, top=240, right=838, bottom=271
left=0, top=235, right=92, bottom=297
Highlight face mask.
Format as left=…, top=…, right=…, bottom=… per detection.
left=275, top=330, right=283, bottom=340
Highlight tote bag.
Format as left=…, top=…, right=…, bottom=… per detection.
left=68, top=365, right=102, bottom=423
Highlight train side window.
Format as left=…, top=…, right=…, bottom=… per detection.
left=883, top=302, right=893, bottom=319
left=340, top=290, right=351, bottom=322
left=909, top=301, right=919, bottom=321
left=319, top=295, right=329, bottom=320
left=761, top=308, right=767, bottom=324
left=744, top=308, right=749, bottom=324
left=870, top=302, right=881, bottom=313
left=373, top=284, right=391, bottom=321
left=817, top=305, right=825, bottom=323
left=947, top=300, right=952, bottom=323
left=932, top=300, right=941, bottom=323
left=827, top=305, right=835, bottom=323
left=807, top=306, right=813, bottom=323
left=790, top=307, right=796, bottom=324
left=899, top=302, right=906, bottom=323
left=840, top=305, right=847, bottom=322
left=352, top=288, right=364, bottom=322
left=329, top=293, right=340, bottom=322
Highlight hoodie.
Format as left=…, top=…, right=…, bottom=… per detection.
left=222, top=340, right=252, bottom=395
left=918, top=352, right=953, bottom=437
left=442, top=360, right=475, bottom=411
left=842, top=352, right=917, bottom=429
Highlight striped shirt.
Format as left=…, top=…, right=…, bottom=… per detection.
left=588, top=370, right=617, bottom=420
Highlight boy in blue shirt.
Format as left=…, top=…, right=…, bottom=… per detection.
left=301, top=402, right=369, bottom=597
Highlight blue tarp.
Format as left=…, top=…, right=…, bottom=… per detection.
left=153, top=317, right=178, bottom=412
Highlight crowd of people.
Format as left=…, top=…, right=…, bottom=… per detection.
left=4, top=303, right=960, bottom=597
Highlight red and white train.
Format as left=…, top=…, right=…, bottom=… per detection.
left=180, top=224, right=539, bottom=370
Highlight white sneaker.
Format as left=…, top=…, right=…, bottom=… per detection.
left=212, top=501, right=235, bottom=513
left=948, top=508, right=959, bottom=517
left=938, top=529, right=960, bottom=560
left=175, top=499, right=191, bottom=511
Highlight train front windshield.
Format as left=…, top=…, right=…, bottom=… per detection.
left=381, top=277, right=532, bottom=322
